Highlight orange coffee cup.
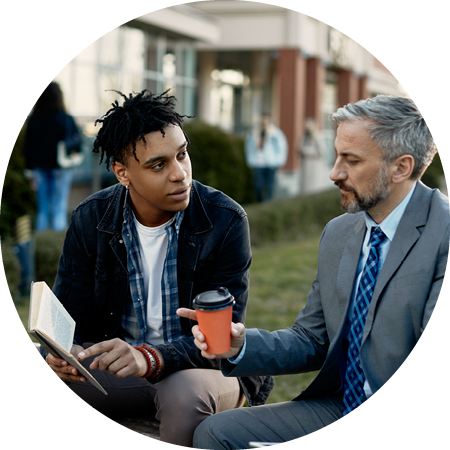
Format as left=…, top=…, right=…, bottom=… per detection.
left=193, top=287, right=236, bottom=355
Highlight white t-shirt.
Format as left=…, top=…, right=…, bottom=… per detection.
left=133, top=214, right=176, bottom=345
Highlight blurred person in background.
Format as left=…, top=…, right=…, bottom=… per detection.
left=23, top=82, right=81, bottom=232
left=299, top=117, right=325, bottom=194
left=244, top=113, right=288, bottom=202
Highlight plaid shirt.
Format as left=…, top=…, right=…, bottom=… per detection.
left=120, top=189, right=185, bottom=346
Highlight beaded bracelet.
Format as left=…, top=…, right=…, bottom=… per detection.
left=134, top=345, right=155, bottom=378
left=143, top=343, right=163, bottom=378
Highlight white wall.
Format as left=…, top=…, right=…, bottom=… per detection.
left=213, top=13, right=288, bottom=49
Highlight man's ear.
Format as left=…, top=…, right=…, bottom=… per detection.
left=111, top=162, right=129, bottom=187
left=391, top=154, right=415, bottom=184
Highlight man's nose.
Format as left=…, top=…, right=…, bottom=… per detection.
left=329, top=161, right=347, bottom=182
left=169, top=161, right=187, bottom=182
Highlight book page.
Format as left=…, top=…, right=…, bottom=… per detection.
left=36, top=283, right=75, bottom=352
left=28, top=282, right=43, bottom=331
left=29, top=282, right=107, bottom=395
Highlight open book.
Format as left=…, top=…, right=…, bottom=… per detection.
left=28, top=281, right=107, bottom=395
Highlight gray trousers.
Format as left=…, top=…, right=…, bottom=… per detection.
left=68, top=349, right=242, bottom=447
left=193, top=394, right=343, bottom=449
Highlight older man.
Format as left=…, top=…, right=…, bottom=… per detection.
left=178, top=95, right=449, bottom=448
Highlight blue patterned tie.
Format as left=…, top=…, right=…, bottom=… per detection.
left=342, top=226, right=386, bottom=416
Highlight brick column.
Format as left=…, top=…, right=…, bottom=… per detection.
left=358, top=75, right=369, bottom=100
left=305, top=57, right=325, bottom=129
left=276, top=49, right=306, bottom=170
left=337, top=69, right=359, bottom=107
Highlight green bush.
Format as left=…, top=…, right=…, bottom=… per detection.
left=0, top=238, right=21, bottom=331
left=427, top=150, right=450, bottom=174
left=246, top=189, right=343, bottom=247
left=34, top=230, right=66, bottom=288
left=1, top=126, right=37, bottom=238
left=421, top=165, right=441, bottom=189
left=1, top=236, right=22, bottom=300
left=421, top=152, right=446, bottom=190
left=184, top=120, right=255, bottom=205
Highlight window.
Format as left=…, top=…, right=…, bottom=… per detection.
left=54, top=25, right=197, bottom=122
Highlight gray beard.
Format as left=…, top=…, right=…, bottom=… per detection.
left=341, top=165, right=391, bottom=214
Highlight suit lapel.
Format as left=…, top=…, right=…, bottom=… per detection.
left=363, top=182, right=432, bottom=337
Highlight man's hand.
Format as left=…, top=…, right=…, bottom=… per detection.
left=176, top=308, right=246, bottom=360
left=78, top=338, right=148, bottom=379
left=46, top=344, right=87, bottom=383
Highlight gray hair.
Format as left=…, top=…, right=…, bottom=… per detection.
left=332, top=95, right=437, bottom=180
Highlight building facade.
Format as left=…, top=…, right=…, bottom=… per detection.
left=54, top=2, right=406, bottom=203
left=189, top=1, right=406, bottom=196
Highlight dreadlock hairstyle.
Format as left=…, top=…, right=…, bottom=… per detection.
left=93, top=89, right=190, bottom=170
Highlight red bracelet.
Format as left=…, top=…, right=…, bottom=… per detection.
left=134, top=345, right=154, bottom=378
left=143, top=343, right=162, bottom=378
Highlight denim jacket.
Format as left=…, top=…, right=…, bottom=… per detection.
left=52, top=180, right=274, bottom=406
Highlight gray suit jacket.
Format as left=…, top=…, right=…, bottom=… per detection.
left=222, top=182, right=449, bottom=400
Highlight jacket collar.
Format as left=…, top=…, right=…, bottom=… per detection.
left=400, top=181, right=432, bottom=229
left=181, top=180, right=213, bottom=235
left=97, top=183, right=126, bottom=234
left=96, top=180, right=212, bottom=236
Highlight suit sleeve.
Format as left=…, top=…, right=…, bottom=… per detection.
left=152, top=213, right=252, bottom=382
left=221, top=227, right=331, bottom=378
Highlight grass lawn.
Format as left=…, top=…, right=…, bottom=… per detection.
left=246, top=234, right=321, bottom=404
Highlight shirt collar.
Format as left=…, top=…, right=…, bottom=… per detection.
left=364, top=183, right=416, bottom=242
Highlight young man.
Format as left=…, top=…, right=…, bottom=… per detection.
left=42, top=90, right=273, bottom=446
left=178, top=95, right=449, bottom=448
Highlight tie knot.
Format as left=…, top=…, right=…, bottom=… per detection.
left=370, top=226, right=386, bottom=248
